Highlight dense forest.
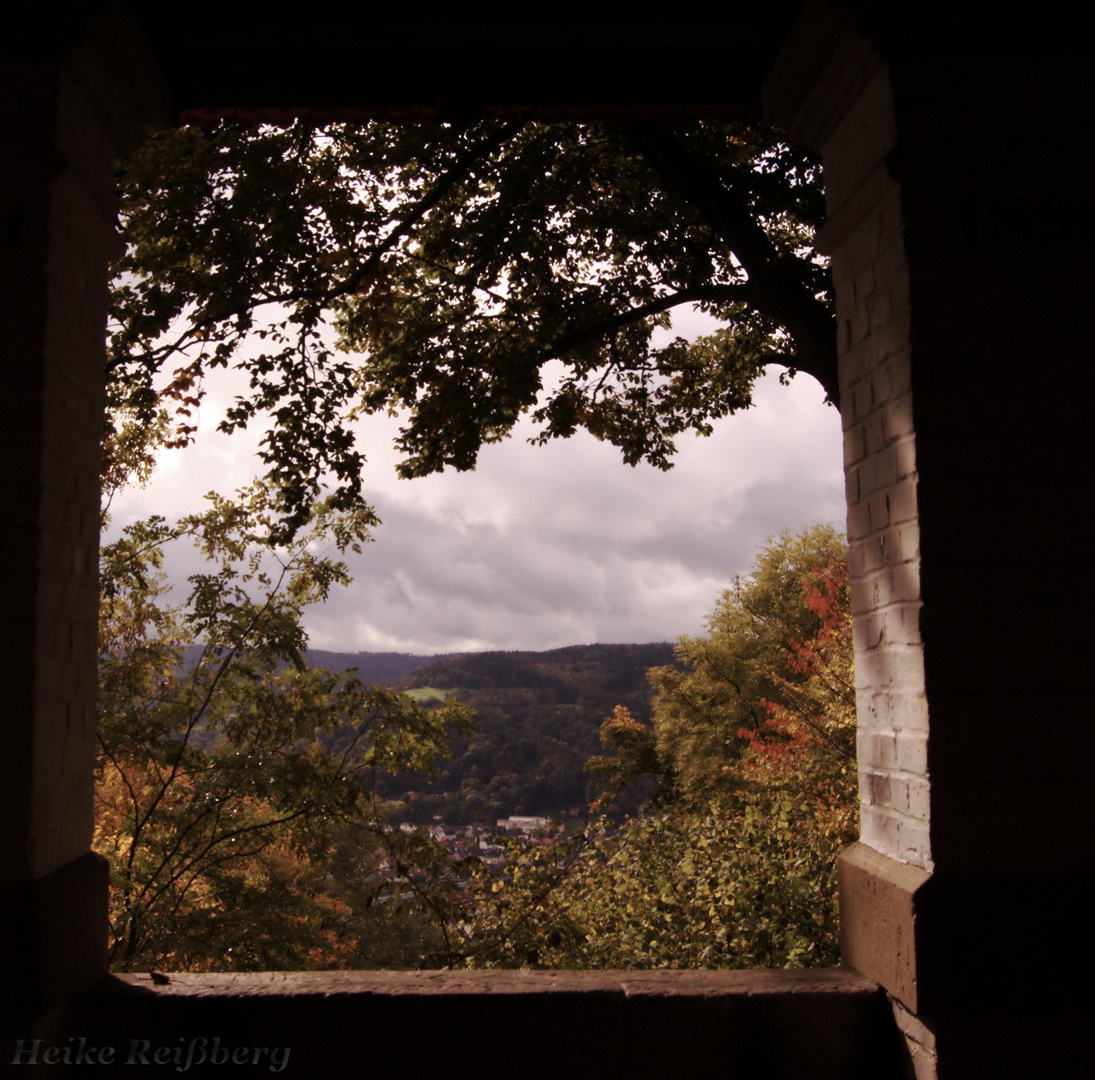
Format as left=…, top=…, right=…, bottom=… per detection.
left=182, top=646, right=459, bottom=685
left=378, top=643, right=677, bottom=823
left=179, top=641, right=672, bottom=822
left=306, top=650, right=461, bottom=683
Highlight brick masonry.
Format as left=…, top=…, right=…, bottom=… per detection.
left=768, top=7, right=1095, bottom=1075
left=0, top=62, right=118, bottom=1028
left=776, top=40, right=933, bottom=872
left=0, top=66, right=112, bottom=882
left=1, top=21, right=170, bottom=1026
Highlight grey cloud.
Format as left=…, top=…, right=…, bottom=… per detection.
left=108, top=369, right=847, bottom=656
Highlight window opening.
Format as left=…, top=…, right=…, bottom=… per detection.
left=99, top=119, right=848, bottom=974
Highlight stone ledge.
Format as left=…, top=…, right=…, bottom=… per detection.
left=50, top=968, right=906, bottom=1079
left=110, top=966, right=878, bottom=998
left=841, top=842, right=1095, bottom=1021
left=840, top=841, right=930, bottom=1013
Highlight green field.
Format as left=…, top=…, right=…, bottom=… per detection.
left=404, top=686, right=453, bottom=702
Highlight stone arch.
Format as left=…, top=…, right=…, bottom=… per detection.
left=3, top=6, right=1092, bottom=1076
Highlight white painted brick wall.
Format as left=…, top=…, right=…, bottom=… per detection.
left=819, top=63, right=933, bottom=871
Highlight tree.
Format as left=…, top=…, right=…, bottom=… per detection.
left=645, top=523, right=853, bottom=800
left=95, top=481, right=472, bottom=970
left=584, top=704, right=671, bottom=812
left=451, top=525, right=856, bottom=970
left=107, top=119, right=831, bottom=539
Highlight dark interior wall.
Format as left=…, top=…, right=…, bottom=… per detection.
left=1, top=6, right=171, bottom=1030
left=126, top=6, right=803, bottom=120
left=769, top=6, right=1095, bottom=1073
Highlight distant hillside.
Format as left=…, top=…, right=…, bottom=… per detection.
left=181, top=645, right=455, bottom=685
left=182, top=641, right=678, bottom=824
left=306, top=649, right=460, bottom=684
left=376, top=643, right=678, bottom=824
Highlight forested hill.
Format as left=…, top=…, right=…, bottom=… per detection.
left=394, top=643, right=674, bottom=696
left=376, top=643, right=678, bottom=824
left=181, top=646, right=459, bottom=685
left=306, top=649, right=460, bottom=683
left=186, top=641, right=677, bottom=823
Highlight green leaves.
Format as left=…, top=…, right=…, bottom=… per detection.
left=109, top=119, right=829, bottom=538
left=95, top=482, right=472, bottom=971
left=453, top=525, right=856, bottom=972
left=647, top=524, right=851, bottom=801
left=102, top=114, right=844, bottom=969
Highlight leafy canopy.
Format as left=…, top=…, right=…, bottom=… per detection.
left=96, top=482, right=472, bottom=970
left=108, top=119, right=832, bottom=539
left=101, top=116, right=845, bottom=969
left=646, top=523, right=855, bottom=801
left=458, top=525, right=856, bottom=970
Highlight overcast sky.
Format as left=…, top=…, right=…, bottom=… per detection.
left=107, top=311, right=847, bottom=656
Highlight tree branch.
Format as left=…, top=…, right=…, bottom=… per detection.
left=628, top=128, right=839, bottom=403
left=548, top=284, right=752, bottom=362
